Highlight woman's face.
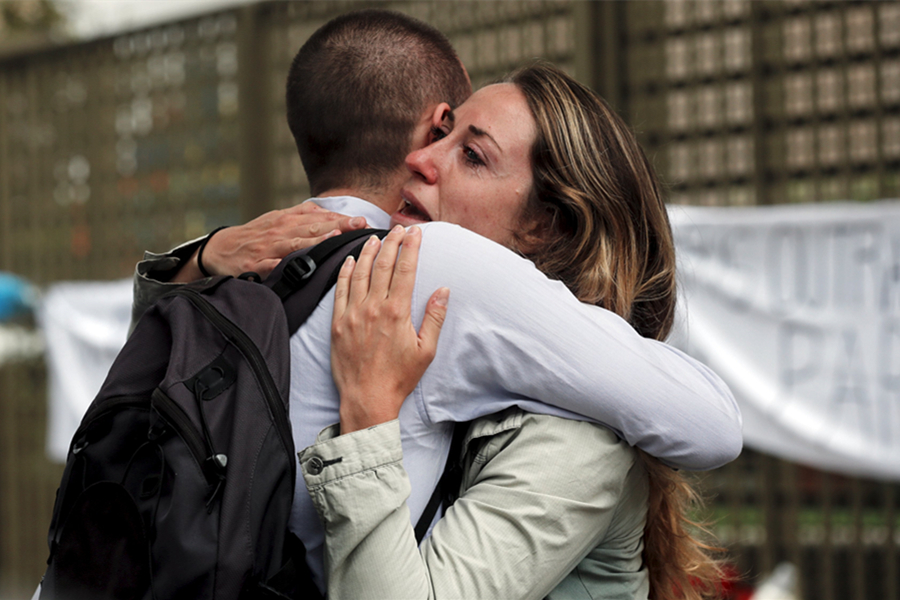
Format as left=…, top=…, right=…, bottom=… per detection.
left=391, top=83, right=536, bottom=248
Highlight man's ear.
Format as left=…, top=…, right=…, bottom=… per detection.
left=430, top=102, right=452, bottom=130
left=412, top=103, right=454, bottom=153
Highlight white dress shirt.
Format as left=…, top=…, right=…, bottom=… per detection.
left=288, top=195, right=741, bottom=591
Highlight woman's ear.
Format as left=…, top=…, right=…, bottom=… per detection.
left=514, top=206, right=555, bottom=255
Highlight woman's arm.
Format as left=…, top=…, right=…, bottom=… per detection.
left=320, top=229, right=646, bottom=599
left=301, top=412, right=643, bottom=600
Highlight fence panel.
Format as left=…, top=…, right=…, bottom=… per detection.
left=621, top=2, right=899, bottom=597
left=621, top=0, right=900, bottom=208
left=703, top=449, right=900, bottom=600
left=0, top=359, right=62, bottom=597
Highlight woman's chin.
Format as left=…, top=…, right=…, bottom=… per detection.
left=390, top=211, right=430, bottom=228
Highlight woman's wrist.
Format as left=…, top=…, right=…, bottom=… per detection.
left=338, top=391, right=403, bottom=434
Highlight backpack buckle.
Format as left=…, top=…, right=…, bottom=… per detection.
left=281, top=255, right=317, bottom=290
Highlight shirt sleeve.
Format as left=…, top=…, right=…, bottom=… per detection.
left=301, top=412, right=642, bottom=600
left=410, top=222, right=742, bottom=471
left=130, top=237, right=205, bottom=333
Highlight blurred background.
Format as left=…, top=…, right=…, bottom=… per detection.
left=1, top=1, right=898, bottom=598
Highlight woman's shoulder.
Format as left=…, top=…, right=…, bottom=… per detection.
left=464, top=408, right=640, bottom=487
left=469, top=408, right=636, bottom=450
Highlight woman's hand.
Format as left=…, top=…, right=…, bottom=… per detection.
left=331, top=225, right=450, bottom=434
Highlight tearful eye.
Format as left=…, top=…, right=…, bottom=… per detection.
left=463, top=147, right=484, bottom=166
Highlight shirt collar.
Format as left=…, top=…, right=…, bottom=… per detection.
left=305, top=196, right=392, bottom=229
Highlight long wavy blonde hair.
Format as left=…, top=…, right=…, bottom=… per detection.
left=508, top=61, right=725, bottom=600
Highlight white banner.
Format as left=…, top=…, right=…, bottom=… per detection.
left=669, top=201, right=900, bottom=480
left=37, top=279, right=133, bottom=462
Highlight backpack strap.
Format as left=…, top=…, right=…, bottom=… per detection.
left=270, top=230, right=468, bottom=543
left=262, top=228, right=435, bottom=595
left=246, top=230, right=389, bottom=599
left=265, top=229, right=389, bottom=335
left=413, top=422, right=469, bottom=543
left=268, top=228, right=380, bottom=300
left=272, top=227, right=454, bottom=542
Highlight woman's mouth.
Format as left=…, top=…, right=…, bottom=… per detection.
left=394, top=195, right=432, bottom=224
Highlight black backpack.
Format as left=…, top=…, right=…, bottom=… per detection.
left=39, top=229, right=412, bottom=600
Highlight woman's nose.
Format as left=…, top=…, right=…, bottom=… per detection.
left=406, top=146, right=438, bottom=184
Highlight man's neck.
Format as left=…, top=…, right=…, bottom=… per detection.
left=317, top=186, right=403, bottom=215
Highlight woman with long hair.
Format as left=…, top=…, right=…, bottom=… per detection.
left=305, top=61, right=728, bottom=599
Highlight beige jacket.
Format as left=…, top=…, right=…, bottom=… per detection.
left=300, top=408, right=650, bottom=600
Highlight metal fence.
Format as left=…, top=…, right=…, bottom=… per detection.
left=615, top=0, right=900, bottom=207
left=0, top=1, right=896, bottom=598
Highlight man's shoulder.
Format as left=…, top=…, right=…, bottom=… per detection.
left=412, top=222, right=578, bottom=308
left=417, top=221, right=500, bottom=244
left=416, top=222, right=535, bottom=268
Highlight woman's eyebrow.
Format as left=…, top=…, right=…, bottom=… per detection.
left=468, top=125, right=500, bottom=151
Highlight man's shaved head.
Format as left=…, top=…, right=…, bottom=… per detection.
left=286, top=9, right=471, bottom=196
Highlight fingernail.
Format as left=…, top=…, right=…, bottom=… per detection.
left=433, top=287, right=449, bottom=307
left=392, top=224, right=404, bottom=234
left=408, top=226, right=421, bottom=237
left=366, top=235, right=380, bottom=246
left=343, top=255, right=355, bottom=267
left=327, top=229, right=341, bottom=238
left=350, top=217, right=366, bottom=227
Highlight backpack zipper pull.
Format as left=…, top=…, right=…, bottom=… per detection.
left=204, top=454, right=228, bottom=513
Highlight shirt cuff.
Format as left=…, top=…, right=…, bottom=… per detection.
left=136, top=235, right=206, bottom=282
left=299, top=420, right=402, bottom=488
left=130, top=236, right=207, bottom=333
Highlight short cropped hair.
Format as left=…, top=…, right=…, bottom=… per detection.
left=286, top=9, right=471, bottom=195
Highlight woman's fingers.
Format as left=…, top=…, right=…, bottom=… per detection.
left=332, top=255, right=355, bottom=320
left=418, top=287, right=450, bottom=357
left=389, top=226, right=421, bottom=303
left=329, top=224, right=450, bottom=435
left=369, top=225, right=406, bottom=298
left=348, top=235, right=381, bottom=305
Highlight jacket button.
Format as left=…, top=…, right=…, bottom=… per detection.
left=307, top=456, right=325, bottom=475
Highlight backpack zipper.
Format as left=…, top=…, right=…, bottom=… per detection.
left=75, top=391, right=218, bottom=491
left=150, top=388, right=212, bottom=482
left=79, top=395, right=151, bottom=430
left=170, top=287, right=295, bottom=479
